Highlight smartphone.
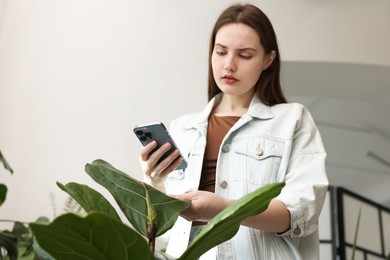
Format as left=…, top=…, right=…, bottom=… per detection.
left=133, top=122, right=188, bottom=170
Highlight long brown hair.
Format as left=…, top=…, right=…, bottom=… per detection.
left=207, top=4, right=287, bottom=105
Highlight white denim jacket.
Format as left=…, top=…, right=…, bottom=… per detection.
left=164, top=94, right=328, bottom=260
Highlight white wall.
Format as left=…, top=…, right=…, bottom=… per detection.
left=1, top=0, right=389, bottom=223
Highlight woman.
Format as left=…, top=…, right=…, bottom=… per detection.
left=139, top=3, right=328, bottom=259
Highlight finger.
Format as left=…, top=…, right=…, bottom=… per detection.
left=180, top=211, right=193, bottom=222
left=142, top=142, right=172, bottom=172
left=151, top=149, right=181, bottom=178
left=170, top=192, right=191, bottom=202
left=140, top=141, right=158, bottom=161
left=142, top=143, right=173, bottom=178
left=147, top=142, right=172, bottom=164
left=181, top=216, right=192, bottom=222
left=159, top=156, right=184, bottom=178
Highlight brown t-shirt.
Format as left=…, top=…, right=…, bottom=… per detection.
left=193, top=113, right=240, bottom=226
left=199, top=113, right=240, bottom=192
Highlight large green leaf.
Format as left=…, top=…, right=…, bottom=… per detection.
left=57, top=182, right=121, bottom=222
left=32, top=238, right=55, bottom=260
left=84, top=159, right=190, bottom=237
left=0, top=150, right=13, bottom=174
left=30, top=212, right=153, bottom=260
left=31, top=218, right=55, bottom=260
left=179, top=182, right=285, bottom=260
left=0, top=184, right=7, bottom=206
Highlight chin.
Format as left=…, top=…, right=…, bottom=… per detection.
left=218, top=86, right=245, bottom=96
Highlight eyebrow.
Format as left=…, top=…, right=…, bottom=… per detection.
left=215, top=43, right=257, bottom=52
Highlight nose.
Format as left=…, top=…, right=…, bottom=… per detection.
left=224, top=54, right=237, bottom=73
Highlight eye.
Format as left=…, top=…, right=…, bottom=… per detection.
left=238, top=51, right=253, bottom=60
left=215, top=50, right=226, bottom=56
left=238, top=53, right=252, bottom=59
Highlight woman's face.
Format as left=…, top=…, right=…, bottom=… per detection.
left=211, top=23, right=274, bottom=99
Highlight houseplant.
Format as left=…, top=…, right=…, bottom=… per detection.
left=29, top=159, right=284, bottom=259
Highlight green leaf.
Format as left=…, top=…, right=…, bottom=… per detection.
left=0, top=184, right=7, bottom=206
left=35, top=216, right=50, bottom=224
left=30, top=212, right=153, bottom=260
left=84, top=159, right=190, bottom=237
left=11, top=221, right=29, bottom=238
left=12, top=219, right=51, bottom=260
left=0, top=230, right=18, bottom=260
left=0, top=150, right=13, bottom=174
left=179, top=182, right=285, bottom=260
left=11, top=222, right=35, bottom=259
left=32, top=237, right=55, bottom=260
left=57, top=182, right=121, bottom=222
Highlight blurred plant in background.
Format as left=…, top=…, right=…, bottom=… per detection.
left=0, top=150, right=52, bottom=260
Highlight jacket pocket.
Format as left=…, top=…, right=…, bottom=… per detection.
left=231, top=137, right=284, bottom=189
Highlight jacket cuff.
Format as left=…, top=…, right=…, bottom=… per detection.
left=275, top=194, right=306, bottom=238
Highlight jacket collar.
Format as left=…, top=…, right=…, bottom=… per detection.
left=184, top=93, right=274, bottom=130
left=247, top=94, right=274, bottom=120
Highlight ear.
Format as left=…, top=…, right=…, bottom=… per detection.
left=262, top=50, right=276, bottom=71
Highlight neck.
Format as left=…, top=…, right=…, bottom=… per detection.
left=214, top=92, right=254, bottom=116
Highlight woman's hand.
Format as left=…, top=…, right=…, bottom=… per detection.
left=171, top=191, right=233, bottom=221
left=139, top=141, right=183, bottom=191
left=172, top=191, right=291, bottom=233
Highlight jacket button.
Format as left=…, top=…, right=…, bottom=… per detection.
left=293, top=227, right=301, bottom=235
left=222, top=144, right=230, bottom=153
left=256, top=145, right=263, bottom=156
left=220, top=180, right=228, bottom=189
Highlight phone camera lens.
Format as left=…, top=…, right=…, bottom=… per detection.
left=145, top=132, right=152, bottom=137
left=136, top=130, right=143, bottom=136
left=140, top=136, right=147, bottom=141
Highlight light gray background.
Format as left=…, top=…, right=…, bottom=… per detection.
left=1, top=0, right=390, bottom=229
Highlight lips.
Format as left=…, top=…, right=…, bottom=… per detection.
left=221, top=74, right=238, bottom=84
